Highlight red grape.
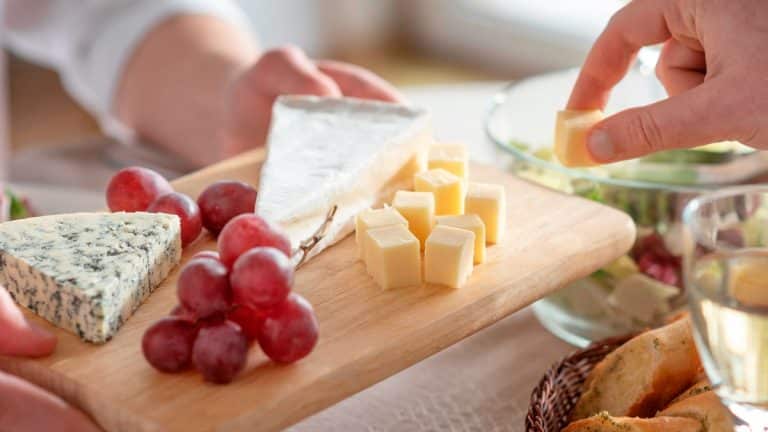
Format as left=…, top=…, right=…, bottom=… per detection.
left=170, top=304, right=197, bottom=322
left=142, top=317, right=197, bottom=373
left=231, top=247, right=293, bottom=310
left=191, top=250, right=220, bottom=261
left=226, top=305, right=267, bottom=341
left=258, top=293, right=319, bottom=364
left=197, top=180, right=257, bottom=235
left=148, top=192, right=203, bottom=247
left=192, top=320, right=248, bottom=384
left=106, top=166, right=173, bottom=212
left=177, top=258, right=231, bottom=319
left=638, top=252, right=680, bottom=287
left=217, top=214, right=291, bottom=268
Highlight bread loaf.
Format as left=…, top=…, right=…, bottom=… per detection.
left=668, top=378, right=712, bottom=405
left=572, top=318, right=702, bottom=419
left=658, top=390, right=734, bottom=432
left=563, top=412, right=701, bottom=432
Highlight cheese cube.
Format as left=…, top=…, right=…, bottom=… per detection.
left=428, top=144, right=468, bottom=179
left=365, top=225, right=421, bottom=290
left=424, top=225, right=475, bottom=289
left=436, top=214, right=486, bottom=264
left=392, top=151, right=428, bottom=190
left=554, top=109, right=604, bottom=167
left=414, top=169, right=464, bottom=215
left=392, top=191, right=435, bottom=248
left=465, top=182, right=506, bottom=244
left=355, top=207, right=408, bottom=260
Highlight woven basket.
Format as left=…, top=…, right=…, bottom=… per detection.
left=526, top=335, right=634, bottom=432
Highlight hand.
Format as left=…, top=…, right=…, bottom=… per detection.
left=0, top=287, right=101, bottom=431
left=568, top=0, right=768, bottom=163
left=221, top=45, right=405, bottom=158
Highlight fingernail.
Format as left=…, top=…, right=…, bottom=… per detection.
left=588, top=129, right=615, bottom=161
left=27, top=320, right=55, bottom=340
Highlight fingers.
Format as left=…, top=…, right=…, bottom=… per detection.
left=587, top=80, right=736, bottom=162
left=0, top=288, right=56, bottom=358
left=316, top=60, right=406, bottom=103
left=568, top=0, right=672, bottom=109
left=656, top=39, right=706, bottom=96
left=252, top=46, right=342, bottom=97
left=0, top=371, right=102, bottom=432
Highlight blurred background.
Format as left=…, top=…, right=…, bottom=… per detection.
left=7, top=0, right=625, bottom=211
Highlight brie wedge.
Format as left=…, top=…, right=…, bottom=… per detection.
left=256, top=96, right=433, bottom=264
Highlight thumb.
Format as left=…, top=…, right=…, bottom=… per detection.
left=587, top=80, right=737, bottom=162
left=253, top=46, right=341, bottom=98
left=0, top=371, right=102, bottom=432
left=0, top=287, right=57, bottom=357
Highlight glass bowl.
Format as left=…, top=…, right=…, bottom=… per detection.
left=485, top=68, right=766, bottom=347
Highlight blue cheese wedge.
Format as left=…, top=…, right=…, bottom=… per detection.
left=257, top=96, right=433, bottom=264
left=0, top=212, right=181, bottom=343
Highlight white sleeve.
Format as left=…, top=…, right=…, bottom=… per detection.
left=3, top=0, right=253, bottom=138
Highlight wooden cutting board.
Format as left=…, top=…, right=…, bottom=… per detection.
left=0, top=150, right=635, bottom=432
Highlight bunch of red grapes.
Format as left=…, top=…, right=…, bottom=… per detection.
left=106, top=167, right=319, bottom=384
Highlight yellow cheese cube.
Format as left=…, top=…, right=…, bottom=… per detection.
left=428, top=144, right=468, bottom=179
left=414, top=169, right=464, bottom=215
left=424, top=225, right=475, bottom=289
left=355, top=207, right=408, bottom=260
left=554, top=109, right=604, bottom=167
left=365, top=225, right=421, bottom=290
left=392, top=191, right=435, bottom=248
left=391, top=151, right=428, bottom=190
left=465, top=182, right=506, bottom=244
left=436, top=214, right=486, bottom=264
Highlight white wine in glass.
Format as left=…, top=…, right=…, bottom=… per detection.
left=685, top=186, right=768, bottom=431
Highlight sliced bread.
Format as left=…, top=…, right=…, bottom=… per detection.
left=572, top=318, right=702, bottom=419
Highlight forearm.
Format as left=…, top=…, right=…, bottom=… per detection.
left=116, top=14, right=258, bottom=167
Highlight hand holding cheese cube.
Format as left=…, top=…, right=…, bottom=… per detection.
left=436, top=214, right=486, bottom=264
left=415, top=169, right=464, bottom=215
left=355, top=207, right=408, bottom=260
left=428, top=144, right=468, bottom=179
left=392, top=191, right=435, bottom=248
left=425, top=225, right=475, bottom=289
left=365, top=225, right=422, bottom=290
left=465, top=182, right=506, bottom=244
left=554, top=109, right=604, bottom=167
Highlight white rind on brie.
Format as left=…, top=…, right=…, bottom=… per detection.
left=256, top=96, right=433, bottom=264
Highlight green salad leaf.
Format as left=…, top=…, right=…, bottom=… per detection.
left=6, top=189, right=28, bottom=220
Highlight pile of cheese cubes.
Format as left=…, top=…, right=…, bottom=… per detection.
left=355, top=143, right=506, bottom=290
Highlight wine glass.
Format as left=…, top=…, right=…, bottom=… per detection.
left=683, top=185, right=768, bottom=431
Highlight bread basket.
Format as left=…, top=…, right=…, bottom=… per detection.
left=526, top=335, right=634, bottom=432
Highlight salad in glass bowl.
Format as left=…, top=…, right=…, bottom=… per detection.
left=486, top=68, right=768, bottom=346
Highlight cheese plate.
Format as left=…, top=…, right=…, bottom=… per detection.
left=0, top=150, right=634, bottom=432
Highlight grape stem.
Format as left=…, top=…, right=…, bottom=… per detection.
left=293, top=205, right=338, bottom=269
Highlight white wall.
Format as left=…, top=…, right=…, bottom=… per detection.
left=236, top=0, right=396, bottom=56
left=236, top=0, right=625, bottom=74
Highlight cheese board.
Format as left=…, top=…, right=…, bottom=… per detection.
left=0, top=149, right=634, bottom=432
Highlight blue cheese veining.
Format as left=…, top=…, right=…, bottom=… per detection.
left=0, top=212, right=181, bottom=343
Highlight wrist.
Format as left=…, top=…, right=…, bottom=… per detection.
left=116, top=14, right=258, bottom=166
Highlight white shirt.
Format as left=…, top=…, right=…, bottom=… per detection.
left=2, top=0, right=253, bottom=139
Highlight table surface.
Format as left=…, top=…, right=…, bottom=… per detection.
left=11, top=82, right=577, bottom=431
